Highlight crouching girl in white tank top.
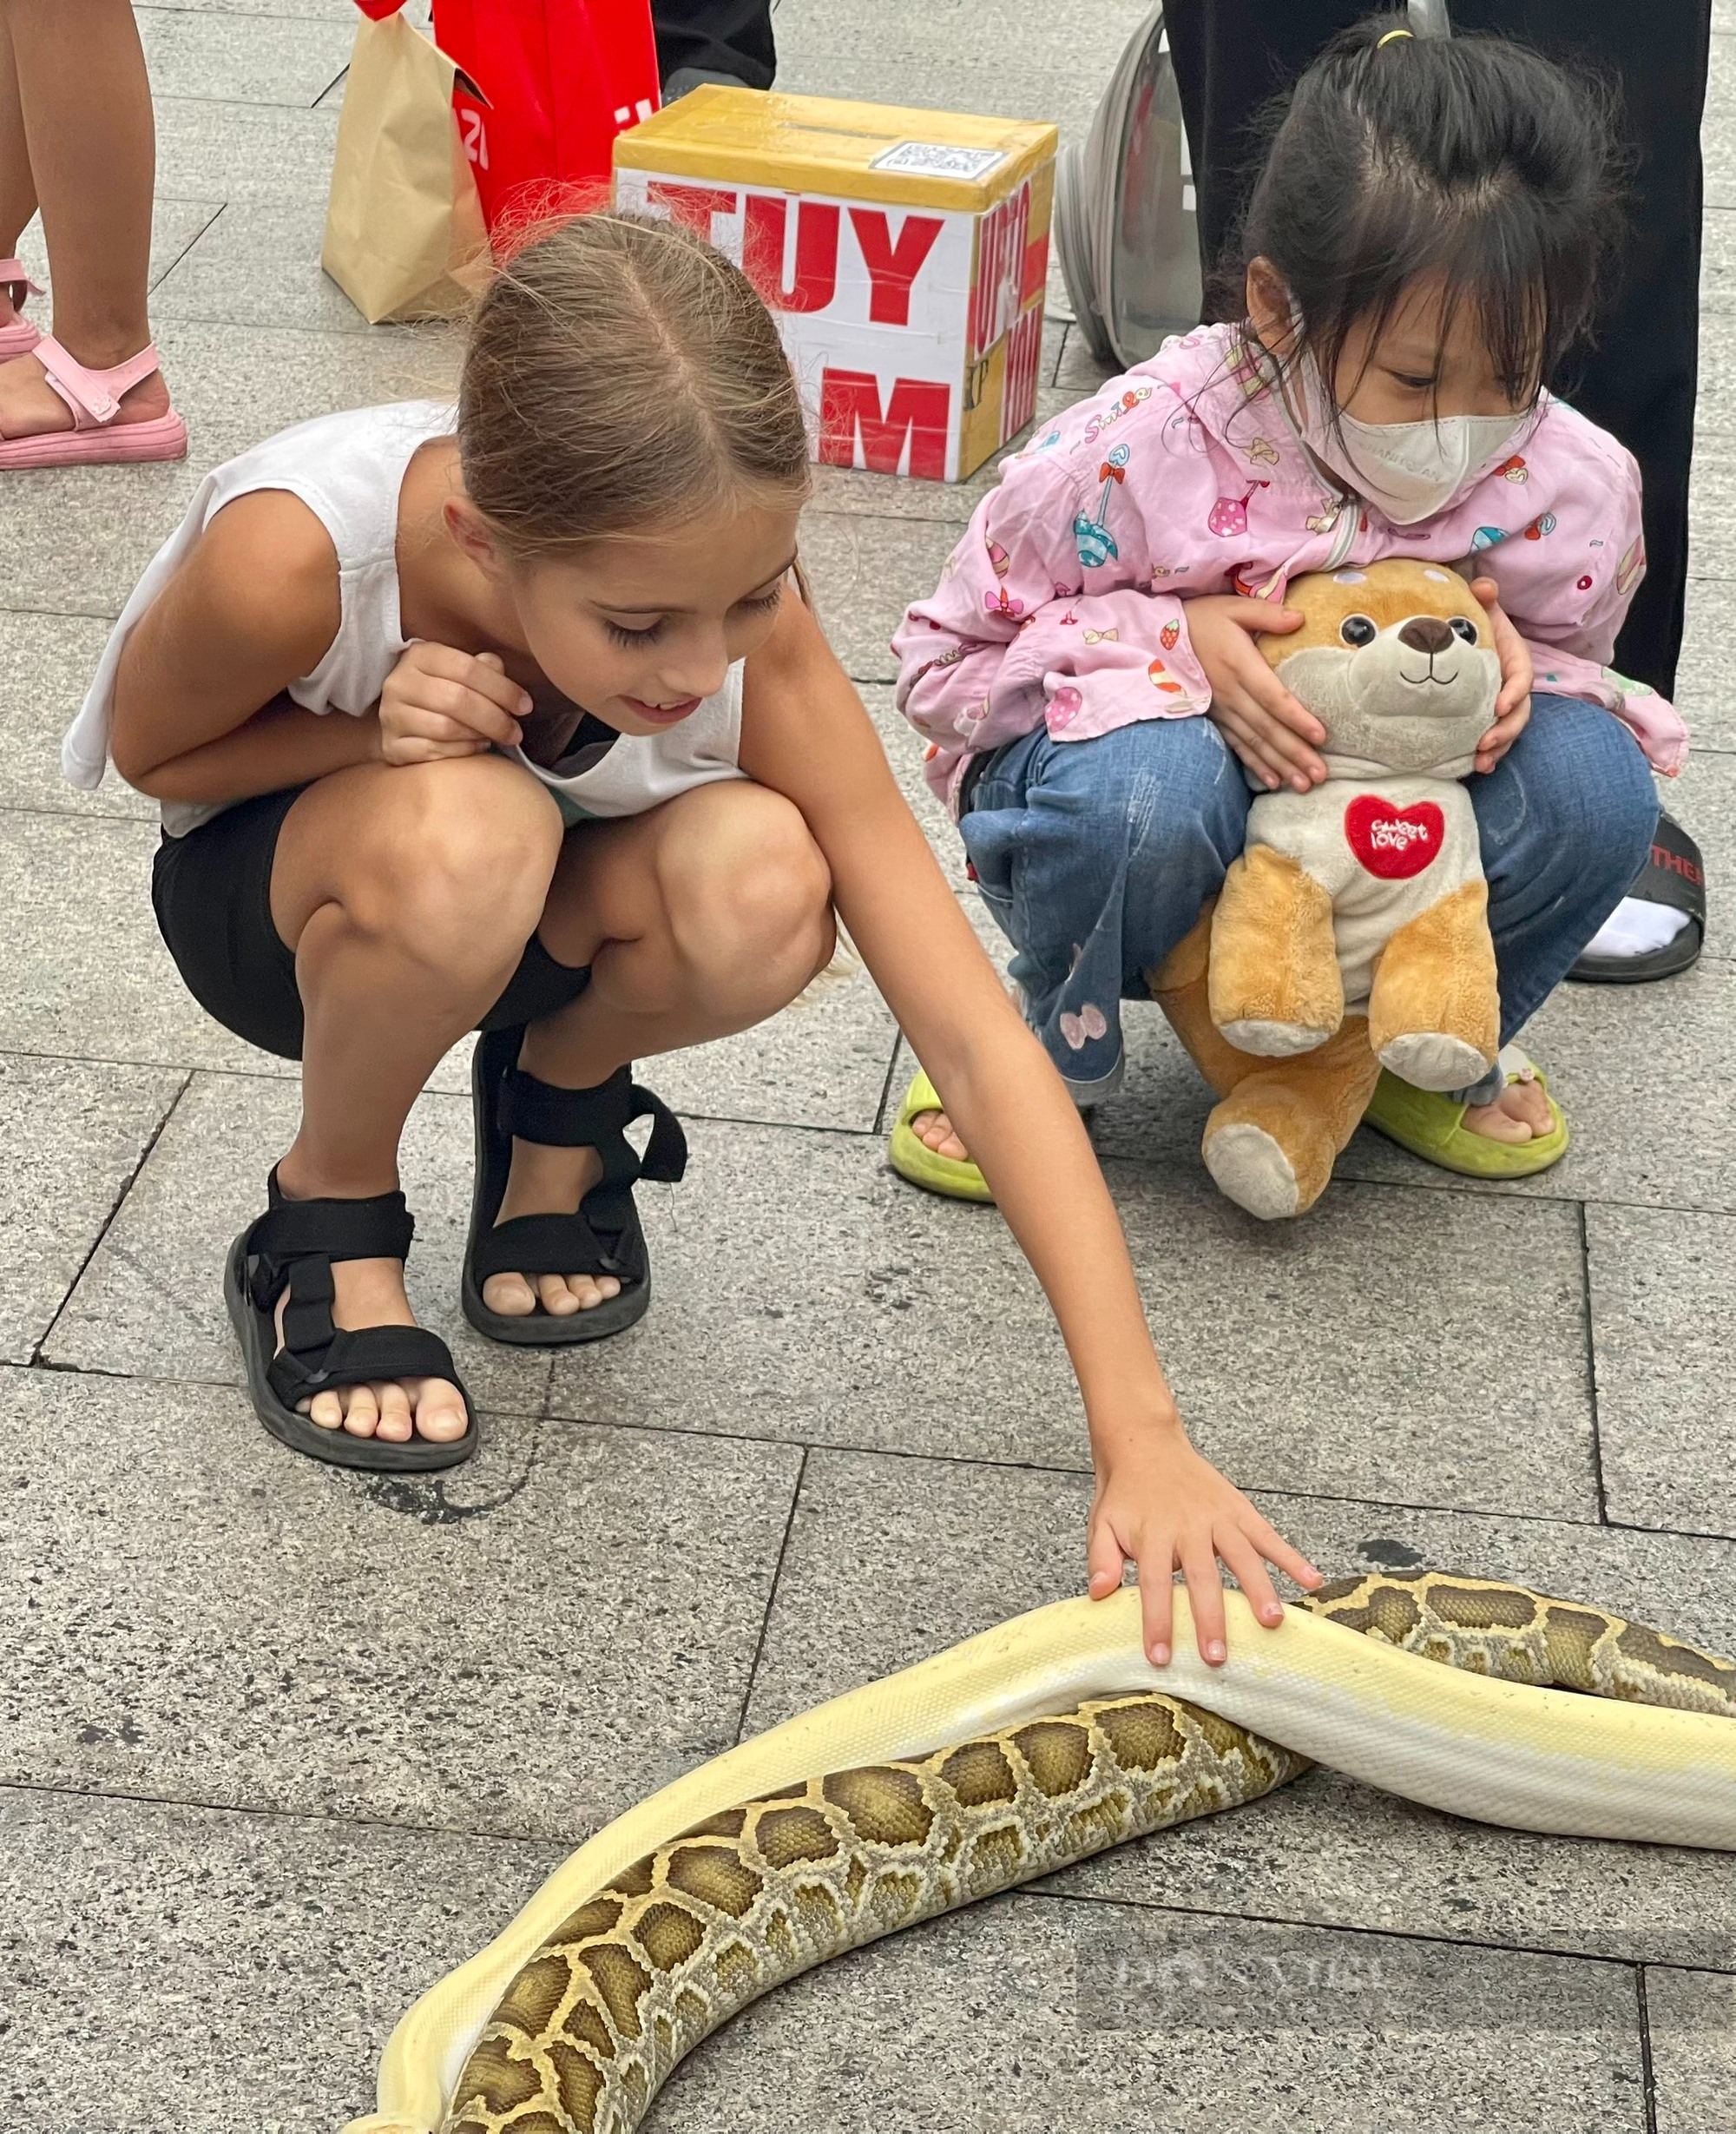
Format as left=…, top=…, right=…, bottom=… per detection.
left=65, top=211, right=1319, bottom=1670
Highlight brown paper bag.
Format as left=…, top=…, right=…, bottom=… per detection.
left=322, top=7, right=492, bottom=326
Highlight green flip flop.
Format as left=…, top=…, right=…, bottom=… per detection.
left=888, top=1068, right=995, bottom=1203
left=1362, top=1044, right=1569, bottom=1180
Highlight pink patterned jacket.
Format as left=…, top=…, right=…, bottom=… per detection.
left=892, top=321, right=1687, bottom=810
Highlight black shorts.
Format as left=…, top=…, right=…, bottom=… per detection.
left=150, top=785, right=591, bottom=1062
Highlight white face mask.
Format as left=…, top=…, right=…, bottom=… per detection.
left=1288, top=349, right=1531, bottom=526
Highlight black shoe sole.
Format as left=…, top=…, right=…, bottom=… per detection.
left=460, top=1028, right=654, bottom=1349
left=224, top=1230, right=479, bottom=1472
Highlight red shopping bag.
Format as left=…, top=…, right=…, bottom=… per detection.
left=431, top=0, right=661, bottom=233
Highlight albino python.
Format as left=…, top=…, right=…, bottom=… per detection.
left=344, top=1570, right=1736, bottom=2134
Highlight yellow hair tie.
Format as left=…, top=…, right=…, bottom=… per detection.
left=1377, top=26, right=1414, bottom=43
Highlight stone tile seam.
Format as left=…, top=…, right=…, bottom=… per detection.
left=1635, top=1964, right=1660, bottom=2134
left=0, top=1047, right=895, bottom=1136
left=530, top=1406, right=1645, bottom=1538
left=729, top=1445, right=811, bottom=1751
left=26, top=1070, right=193, bottom=1367
left=148, top=199, right=227, bottom=292
left=4, top=1764, right=1728, bottom=1985
left=10, top=1347, right=1664, bottom=1547
left=1029, top=1882, right=1735, bottom=1980
left=1577, top=1199, right=1613, bottom=1527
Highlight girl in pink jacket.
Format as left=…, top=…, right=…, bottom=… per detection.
left=891, top=17, right=1680, bottom=1195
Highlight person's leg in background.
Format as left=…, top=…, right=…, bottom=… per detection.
left=1449, top=0, right=1712, bottom=700
left=0, top=0, right=174, bottom=445
left=653, top=0, right=776, bottom=98
left=1163, top=1, right=1367, bottom=293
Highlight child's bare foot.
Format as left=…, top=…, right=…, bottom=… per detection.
left=0, top=346, right=172, bottom=439
left=1462, top=1070, right=1550, bottom=1144
left=272, top=1259, right=469, bottom=1444
left=481, top=1139, right=623, bottom=1318
left=910, top=1106, right=971, bottom=1163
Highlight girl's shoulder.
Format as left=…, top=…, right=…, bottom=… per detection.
left=201, top=399, right=457, bottom=570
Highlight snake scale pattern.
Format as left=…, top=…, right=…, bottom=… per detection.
left=424, top=1571, right=1736, bottom=2134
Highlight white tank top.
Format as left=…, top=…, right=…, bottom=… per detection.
left=62, top=401, right=746, bottom=838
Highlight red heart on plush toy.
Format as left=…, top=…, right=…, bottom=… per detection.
left=1344, top=794, right=1445, bottom=879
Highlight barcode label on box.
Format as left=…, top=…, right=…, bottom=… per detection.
left=871, top=141, right=1006, bottom=180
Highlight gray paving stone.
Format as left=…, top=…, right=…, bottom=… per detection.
left=799, top=509, right=972, bottom=683
left=149, top=0, right=358, bottom=13
left=1587, top=1202, right=1736, bottom=1538
left=648, top=969, right=900, bottom=1132
left=0, top=1052, right=184, bottom=1366
left=1332, top=962, right=1736, bottom=1215
left=43, top=1069, right=550, bottom=1415
left=746, top=1450, right=1736, bottom=1969
left=0, top=808, right=286, bottom=1074
left=1674, top=574, right=1736, bottom=750
left=1661, top=745, right=1733, bottom=958
left=155, top=93, right=341, bottom=204
left=1709, top=36, right=1736, bottom=213
left=0, top=609, right=150, bottom=820
left=1647, top=1966, right=1736, bottom=2134
left=653, top=1894, right=1646, bottom=2134
left=0, top=1364, right=800, bottom=1838
left=151, top=196, right=387, bottom=335
left=775, top=0, right=1159, bottom=148
left=0, top=1784, right=562, bottom=2134
left=0, top=317, right=459, bottom=621
left=547, top=1115, right=1600, bottom=1521
left=10, top=193, right=223, bottom=302
left=138, top=7, right=354, bottom=106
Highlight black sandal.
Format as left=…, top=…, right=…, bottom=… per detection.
left=462, top=1025, right=687, bottom=1347
left=1569, top=810, right=1706, bottom=985
left=223, top=1172, right=478, bottom=1472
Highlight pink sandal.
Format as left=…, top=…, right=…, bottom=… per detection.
left=0, top=334, right=187, bottom=469
left=0, top=258, right=43, bottom=360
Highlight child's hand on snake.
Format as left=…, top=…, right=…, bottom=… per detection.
left=378, top=642, right=532, bottom=765
left=1087, top=1419, right=1323, bottom=1669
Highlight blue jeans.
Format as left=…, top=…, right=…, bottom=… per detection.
left=958, top=696, right=1658, bottom=1102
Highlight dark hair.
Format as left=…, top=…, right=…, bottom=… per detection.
left=1215, top=16, right=1626, bottom=409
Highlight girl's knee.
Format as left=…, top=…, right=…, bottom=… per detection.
left=1496, top=701, right=1656, bottom=890
left=356, top=758, right=563, bottom=957
left=661, top=785, right=834, bottom=983
left=1032, top=716, right=1246, bottom=865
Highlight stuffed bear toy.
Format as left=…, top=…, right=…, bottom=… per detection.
left=1177, top=558, right=1503, bottom=1222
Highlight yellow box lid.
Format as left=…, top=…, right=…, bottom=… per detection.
left=615, top=85, right=1057, bottom=211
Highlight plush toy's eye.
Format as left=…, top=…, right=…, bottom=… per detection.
left=1339, top=615, right=1378, bottom=647
left=1450, top=616, right=1480, bottom=644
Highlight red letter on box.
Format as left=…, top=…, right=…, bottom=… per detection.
left=648, top=181, right=739, bottom=242
left=847, top=209, right=944, bottom=326
left=743, top=196, right=840, bottom=313
left=819, top=370, right=950, bottom=479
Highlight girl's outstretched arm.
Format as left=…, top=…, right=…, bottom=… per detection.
left=741, top=589, right=1321, bottom=1665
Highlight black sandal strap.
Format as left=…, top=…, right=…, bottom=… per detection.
left=469, top=1208, right=645, bottom=1285
left=497, top=1064, right=687, bottom=1182
left=266, top=1322, right=464, bottom=1409
left=1628, top=812, right=1706, bottom=925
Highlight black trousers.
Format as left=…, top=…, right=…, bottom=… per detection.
left=1165, top=0, right=1713, bottom=695
left=652, top=0, right=776, bottom=91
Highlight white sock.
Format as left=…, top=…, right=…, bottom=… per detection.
left=1581, top=895, right=1693, bottom=961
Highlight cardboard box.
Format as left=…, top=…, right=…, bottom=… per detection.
left=614, top=87, right=1058, bottom=483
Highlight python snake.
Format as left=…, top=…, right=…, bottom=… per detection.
left=343, top=1570, right=1736, bottom=2134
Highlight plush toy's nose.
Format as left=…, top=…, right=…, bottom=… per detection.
left=1397, top=616, right=1456, bottom=655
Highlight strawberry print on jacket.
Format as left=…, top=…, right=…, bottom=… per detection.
left=891, top=320, right=1687, bottom=812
